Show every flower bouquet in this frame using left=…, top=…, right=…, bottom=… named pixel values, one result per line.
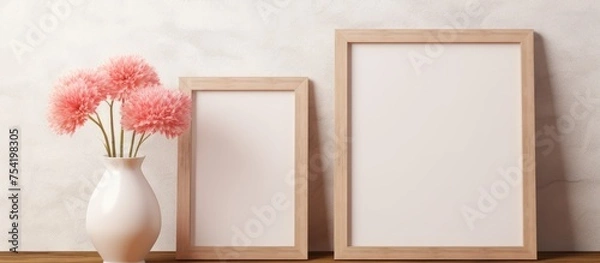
left=48, top=55, right=191, bottom=263
left=48, top=55, right=191, bottom=157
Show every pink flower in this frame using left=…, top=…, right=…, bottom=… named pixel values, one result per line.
left=48, top=70, right=106, bottom=135
left=100, top=55, right=160, bottom=100
left=121, top=86, right=191, bottom=138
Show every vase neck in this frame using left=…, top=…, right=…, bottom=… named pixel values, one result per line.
left=102, top=156, right=145, bottom=171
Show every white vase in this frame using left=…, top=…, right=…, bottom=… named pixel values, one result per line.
left=86, top=156, right=161, bottom=263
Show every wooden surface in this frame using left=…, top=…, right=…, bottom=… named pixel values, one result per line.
left=177, top=77, right=309, bottom=259
left=3, top=252, right=600, bottom=262
left=334, top=29, right=537, bottom=260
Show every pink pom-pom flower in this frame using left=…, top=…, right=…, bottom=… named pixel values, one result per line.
left=101, top=55, right=160, bottom=100
left=47, top=55, right=188, bottom=157
left=48, top=70, right=107, bottom=135
left=121, top=86, right=192, bottom=138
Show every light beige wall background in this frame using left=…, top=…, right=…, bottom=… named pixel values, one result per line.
left=0, top=0, right=598, bottom=251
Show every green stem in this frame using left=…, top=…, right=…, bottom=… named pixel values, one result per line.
left=128, top=131, right=137, bottom=158
left=88, top=114, right=111, bottom=156
left=119, top=128, right=124, bottom=157
left=133, top=133, right=151, bottom=158
left=96, top=112, right=112, bottom=157
left=108, top=101, right=116, bottom=157
left=103, top=142, right=110, bottom=156
left=119, top=99, right=126, bottom=158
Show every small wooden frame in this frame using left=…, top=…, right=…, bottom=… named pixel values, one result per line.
left=334, top=29, right=536, bottom=260
left=177, top=77, right=308, bottom=260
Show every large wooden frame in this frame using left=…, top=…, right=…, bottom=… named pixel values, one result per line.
left=334, top=29, right=536, bottom=260
left=177, top=77, right=308, bottom=260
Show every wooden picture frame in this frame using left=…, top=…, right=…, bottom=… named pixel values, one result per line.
left=177, top=77, right=308, bottom=260
left=334, top=29, right=536, bottom=260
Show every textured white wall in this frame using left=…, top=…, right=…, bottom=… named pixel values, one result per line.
left=0, top=0, right=599, bottom=252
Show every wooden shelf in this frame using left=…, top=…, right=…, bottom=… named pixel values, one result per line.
left=2, top=252, right=600, bottom=262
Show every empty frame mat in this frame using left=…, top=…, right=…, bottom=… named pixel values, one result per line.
left=177, top=77, right=308, bottom=260
left=334, top=30, right=536, bottom=260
